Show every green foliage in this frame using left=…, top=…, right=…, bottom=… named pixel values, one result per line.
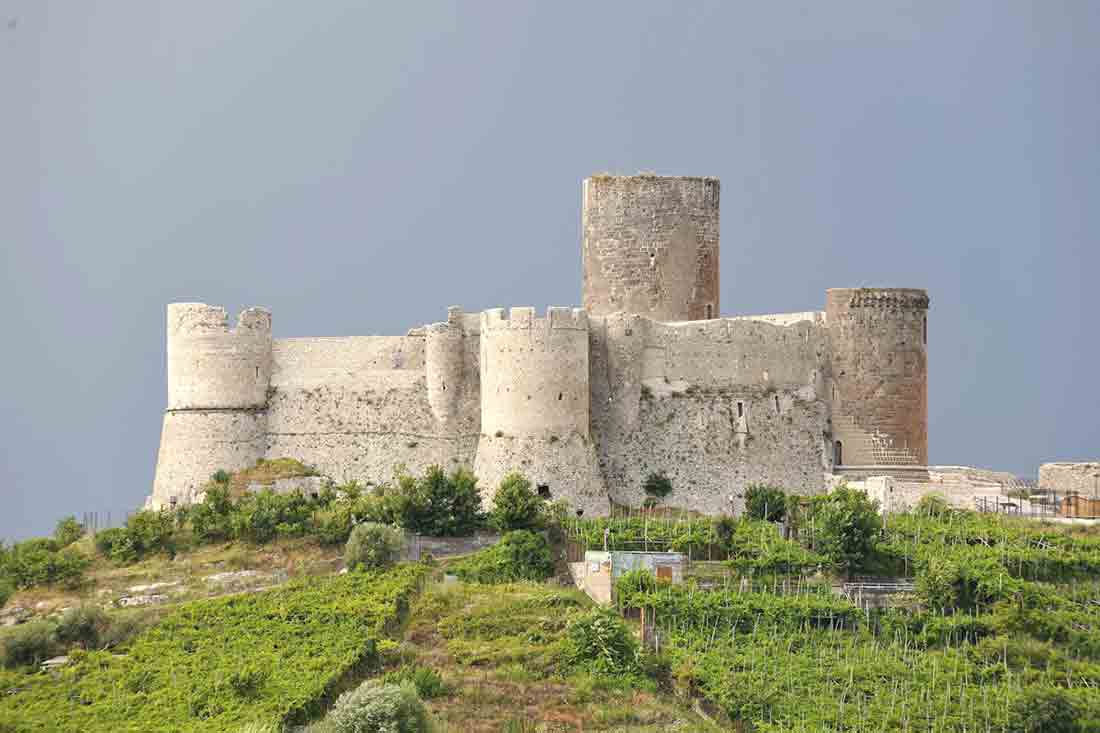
left=381, top=665, right=448, bottom=700
left=230, top=490, right=313, bottom=543
left=744, top=483, right=787, bottom=522
left=53, top=516, right=85, bottom=548
left=101, top=509, right=178, bottom=563
left=642, top=471, right=673, bottom=501
left=491, top=472, right=543, bottom=531
left=1010, top=687, right=1081, bottom=733
left=564, top=608, right=639, bottom=675
left=345, top=522, right=405, bottom=572
left=0, top=537, right=89, bottom=589
left=450, top=531, right=554, bottom=584
left=0, top=576, right=13, bottom=608
left=1, top=621, right=60, bottom=668
left=386, top=465, right=483, bottom=537
left=189, top=484, right=235, bottom=542
left=0, top=565, right=428, bottom=731
left=810, top=486, right=882, bottom=573
left=328, top=680, right=428, bottom=733
left=212, top=469, right=232, bottom=485
left=54, top=606, right=111, bottom=649
left=726, top=519, right=827, bottom=577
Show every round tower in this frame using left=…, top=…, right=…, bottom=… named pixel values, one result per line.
left=425, top=306, right=467, bottom=425
left=472, top=307, right=609, bottom=515
left=582, top=174, right=720, bottom=321
left=826, top=288, right=929, bottom=469
left=150, top=303, right=272, bottom=508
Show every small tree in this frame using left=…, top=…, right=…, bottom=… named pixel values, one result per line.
left=344, top=522, right=405, bottom=572
left=643, top=472, right=673, bottom=507
left=491, top=473, right=542, bottom=531
left=53, top=516, right=84, bottom=548
left=812, top=486, right=881, bottom=574
left=385, top=466, right=482, bottom=537
left=745, top=484, right=787, bottom=522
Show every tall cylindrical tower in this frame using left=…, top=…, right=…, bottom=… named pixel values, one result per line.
left=150, top=303, right=272, bottom=508
left=473, top=307, right=609, bottom=515
left=826, top=288, right=929, bottom=468
left=582, top=175, right=720, bottom=321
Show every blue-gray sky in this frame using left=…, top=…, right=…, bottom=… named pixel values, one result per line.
left=1, top=2, right=1097, bottom=541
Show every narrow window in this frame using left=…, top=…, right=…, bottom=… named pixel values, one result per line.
left=737, top=401, right=744, bottom=418
left=442, top=381, right=446, bottom=391
left=255, top=366, right=259, bottom=379
left=834, top=441, right=843, bottom=466
left=705, top=304, right=713, bottom=319
left=923, top=317, right=928, bottom=345
left=558, top=392, right=563, bottom=401
left=537, top=484, right=551, bottom=498
left=774, top=395, right=780, bottom=413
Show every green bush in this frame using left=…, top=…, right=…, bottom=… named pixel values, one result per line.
left=230, top=489, right=313, bottom=543
left=810, top=486, right=881, bottom=573
left=745, top=484, right=787, bottom=522
left=328, top=679, right=429, bottom=733
left=53, top=516, right=84, bottom=548
left=189, top=484, right=234, bottom=542
left=564, top=608, right=639, bottom=675
left=2, top=539, right=89, bottom=589
left=55, top=606, right=111, bottom=649
left=491, top=472, right=542, bottom=531
left=1010, top=687, right=1080, bottom=733
left=381, top=665, right=447, bottom=700
left=1, top=621, right=59, bottom=668
left=385, top=466, right=483, bottom=537
left=345, top=522, right=405, bottom=572
left=124, top=510, right=177, bottom=559
left=643, top=472, right=673, bottom=502
left=212, top=469, right=232, bottom=485
left=450, top=530, right=554, bottom=584
left=0, top=577, right=13, bottom=608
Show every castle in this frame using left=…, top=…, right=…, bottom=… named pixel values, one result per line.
left=148, top=175, right=930, bottom=515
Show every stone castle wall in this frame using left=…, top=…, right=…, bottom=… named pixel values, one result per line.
left=1040, top=463, right=1100, bottom=495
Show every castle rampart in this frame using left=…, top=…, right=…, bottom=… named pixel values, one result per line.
left=148, top=175, right=931, bottom=517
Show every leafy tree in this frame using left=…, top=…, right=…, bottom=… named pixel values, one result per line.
left=1, top=621, right=60, bottom=668
left=386, top=466, right=482, bottom=537
left=3, top=539, right=89, bottom=589
left=491, top=472, right=542, bottom=531
left=189, top=484, right=234, bottom=542
left=564, top=608, right=639, bottom=675
left=810, top=486, right=881, bottom=574
left=745, top=484, right=787, bottom=522
left=53, top=516, right=85, bottom=548
left=345, top=522, right=405, bottom=572
left=55, top=606, right=111, bottom=649
left=1010, top=687, right=1080, bottom=733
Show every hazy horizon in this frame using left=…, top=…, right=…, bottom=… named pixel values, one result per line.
left=2, top=1, right=1097, bottom=541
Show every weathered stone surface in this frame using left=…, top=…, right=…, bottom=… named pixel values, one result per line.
left=1040, top=462, right=1100, bottom=494
left=147, top=175, right=934, bottom=517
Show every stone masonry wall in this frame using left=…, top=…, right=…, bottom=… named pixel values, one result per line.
left=582, top=175, right=720, bottom=321
left=591, top=312, right=831, bottom=513
left=1040, top=463, right=1100, bottom=495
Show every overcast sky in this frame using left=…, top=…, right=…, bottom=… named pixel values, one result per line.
left=1, top=2, right=1097, bottom=541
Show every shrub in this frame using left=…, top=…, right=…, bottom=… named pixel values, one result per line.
left=745, top=484, right=787, bottom=522
left=915, top=493, right=951, bottom=518
left=564, top=608, right=639, bottom=675
left=189, top=484, right=234, bottom=542
left=811, top=486, right=881, bottom=573
left=3, top=540, right=89, bottom=589
left=381, top=666, right=447, bottom=700
left=345, top=522, right=405, bottom=572
left=231, top=490, right=313, bottom=543
left=53, top=516, right=85, bottom=548
left=124, top=510, right=177, bottom=559
left=55, top=606, right=111, bottom=649
left=211, top=469, right=231, bottom=485
left=328, top=679, right=429, bottom=733
left=491, top=473, right=542, bottom=531
left=386, top=466, right=483, bottom=537
left=1010, top=687, right=1080, bottom=733
left=0, top=577, right=13, bottom=608
left=642, top=472, right=673, bottom=503
left=94, top=527, right=128, bottom=556
left=450, top=530, right=554, bottom=584
left=1, top=621, right=59, bottom=667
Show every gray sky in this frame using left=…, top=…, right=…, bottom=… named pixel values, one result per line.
left=1, top=2, right=1097, bottom=541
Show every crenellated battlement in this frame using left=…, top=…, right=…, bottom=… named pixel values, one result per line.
left=168, top=303, right=272, bottom=337
left=480, top=306, right=589, bottom=332
left=837, top=288, right=930, bottom=312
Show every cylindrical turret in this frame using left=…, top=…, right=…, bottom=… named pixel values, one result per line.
left=151, top=303, right=272, bottom=509
left=582, top=175, right=720, bottom=321
left=826, top=288, right=929, bottom=467
left=167, top=303, right=272, bottom=409
left=473, top=307, right=608, bottom=515
left=425, top=306, right=467, bottom=425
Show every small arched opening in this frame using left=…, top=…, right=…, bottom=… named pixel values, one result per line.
left=834, top=440, right=844, bottom=467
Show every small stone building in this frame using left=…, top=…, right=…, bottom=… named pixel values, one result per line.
left=571, top=550, right=685, bottom=605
